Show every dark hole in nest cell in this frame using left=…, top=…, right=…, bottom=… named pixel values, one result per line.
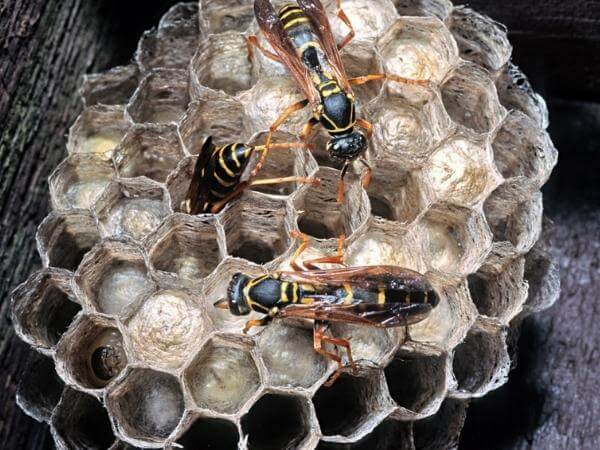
left=177, top=417, right=239, bottom=450
left=242, top=394, right=307, bottom=450
left=384, top=355, right=445, bottom=412
left=297, top=212, right=345, bottom=240
left=230, top=238, right=277, bottom=265
left=317, top=420, right=411, bottom=450
left=313, top=375, right=368, bottom=437
left=368, top=194, right=395, bottom=221
left=453, top=332, right=492, bottom=392
left=413, top=398, right=467, bottom=450
left=48, top=229, right=99, bottom=272
left=56, top=392, right=115, bottom=449
left=43, top=287, right=82, bottom=346
left=467, top=274, right=494, bottom=316
left=18, top=352, right=64, bottom=422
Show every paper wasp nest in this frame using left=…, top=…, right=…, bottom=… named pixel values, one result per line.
left=12, top=1, right=559, bottom=448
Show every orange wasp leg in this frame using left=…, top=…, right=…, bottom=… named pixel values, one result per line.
left=246, top=35, right=281, bottom=63
left=300, top=117, right=320, bottom=143
left=302, top=234, right=346, bottom=270
left=336, top=161, right=350, bottom=203
left=289, top=230, right=311, bottom=271
left=254, top=99, right=311, bottom=180
left=314, top=320, right=358, bottom=387
left=348, top=73, right=429, bottom=88
left=359, top=157, right=372, bottom=190
left=243, top=315, right=272, bottom=334
left=335, top=0, right=355, bottom=51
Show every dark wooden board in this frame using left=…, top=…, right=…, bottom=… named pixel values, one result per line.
left=0, top=1, right=598, bottom=449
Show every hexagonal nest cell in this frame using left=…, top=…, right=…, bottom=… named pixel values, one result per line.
left=12, top=0, right=560, bottom=448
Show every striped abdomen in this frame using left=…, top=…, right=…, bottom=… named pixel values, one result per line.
left=206, top=143, right=253, bottom=206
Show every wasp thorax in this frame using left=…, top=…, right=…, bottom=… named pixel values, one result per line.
left=327, top=131, right=367, bottom=161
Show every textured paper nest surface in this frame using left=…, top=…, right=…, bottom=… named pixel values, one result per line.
left=12, top=1, right=559, bottom=448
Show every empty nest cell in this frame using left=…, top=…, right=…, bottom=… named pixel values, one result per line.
left=80, top=64, right=140, bottom=107
left=12, top=269, right=81, bottom=350
left=242, top=393, right=311, bottom=450
left=451, top=322, right=510, bottom=397
left=75, top=240, right=154, bottom=316
left=448, top=6, right=512, bottom=72
left=221, top=192, right=291, bottom=265
left=318, top=420, right=413, bottom=450
left=199, top=0, right=255, bottom=35
left=37, top=210, right=101, bottom=272
left=53, top=389, right=115, bottom=449
left=127, top=68, right=190, bottom=124
left=412, top=398, right=468, bottom=450
left=441, top=63, right=505, bottom=134
left=136, top=3, right=199, bottom=71
left=184, top=339, right=261, bottom=414
left=177, top=416, right=240, bottom=450
left=16, top=352, right=63, bottom=423
left=148, top=214, right=224, bottom=283
left=107, top=368, right=185, bottom=443
left=114, top=124, right=184, bottom=182
left=313, top=373, right=390, bottom=439
left=67, top=104, right=130, bottom=158
left=392, top=0, right=453, bottom=20
left=294, top=167, right=369, bottom=240
left=191, top=32, right=254, bottom=97
left=49, top=154, right=115, bottom=210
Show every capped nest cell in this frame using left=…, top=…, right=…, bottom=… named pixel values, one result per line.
left=12, top=1, right=559, bottom=448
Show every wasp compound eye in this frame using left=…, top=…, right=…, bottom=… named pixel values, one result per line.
left=227, top=273, right=251, bottom=315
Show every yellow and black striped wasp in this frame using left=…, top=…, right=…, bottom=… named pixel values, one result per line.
left=182, top=136, right=318, bottom=214
left=215, top=232, right=438, bottom=385
left=249, top=0, right=428, bottom=201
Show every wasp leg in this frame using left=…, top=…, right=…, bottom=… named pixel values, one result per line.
left=337, top=161, right=350, bottom=203
left=359, top=157, right=372, bottom=189
left=243, top=315, right=272, bottom=334
left=300, top=117, right=319, bottom=143
left=289, top=230, right=311, bottom=271
left=314, top=320, right=345, bottom=386
left=254, top=99, right=311, bottom=180
left=246, top=35, right=281, bottom=63
left=335, top=0, right=355, bottom=51
left=348, top=73, right=429, bottom=87
left=302, top=234, right=346, bottom=270
left=355, top=118, right=373, bottom=139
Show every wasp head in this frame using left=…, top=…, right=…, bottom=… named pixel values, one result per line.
left=327, top=131, right=367, bottom=161
left=219, top=272, right=251, bottom=315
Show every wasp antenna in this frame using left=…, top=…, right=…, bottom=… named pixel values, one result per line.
left=213, top=298, right=229, bottom=309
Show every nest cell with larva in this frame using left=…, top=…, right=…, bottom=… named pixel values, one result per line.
left=11, top=1, right=560, bottom=448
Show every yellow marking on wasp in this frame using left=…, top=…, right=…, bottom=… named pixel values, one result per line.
left=318, top=80, right=338, bottom=90
left=283, top=17, right=310, bottom=29
left=297, top=41, right=319, bottom=55
left=321, top=113, right=355, bottom=133
left=213, top=170, right=237, bottom=187
left=343, top=283, right=354, bottom=304
left=281, top=282, right=289, bottom=303
left=279, top=4, right=300, bottom=14
left=210, top=189, right=226, bottom=198
left=301, top=297, right=315, bottom=305
left=301, top=284, right=315, bottom=292
left=292, top=283, right=299, bottom=303
left=378, top=288, right=386, bottom=304
left=321, top=85, right=342, bottom=97
left=230, top=144, right=242, bottom=168
left=424, top=291, right=429, bottom=304
left=280, top=7, right=303, bottom=20
left=218, top=148, right=236, bottom=177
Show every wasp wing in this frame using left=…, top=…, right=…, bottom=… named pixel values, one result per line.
left=297, top=0, right=351, bottom=92
left=278, top=301, right=433, bottom=328
left=278, top=265, right=432, bottom=293
left=186, top=136, right=216, bottom=214
left=254, top=0, right=320, bottom=106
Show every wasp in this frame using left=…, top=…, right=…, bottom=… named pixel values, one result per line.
left=248, top=0, right=428, bottom=201
left=215, top=232, right=438, bottom=385
left=182, top=136, right=318, bottom=214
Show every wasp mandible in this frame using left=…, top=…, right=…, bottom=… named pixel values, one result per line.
left=215, top=232, right=439, bottom=385
left=182, top=136, right=319, bottom=214
left=248, top=0, right=428, bottom=202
